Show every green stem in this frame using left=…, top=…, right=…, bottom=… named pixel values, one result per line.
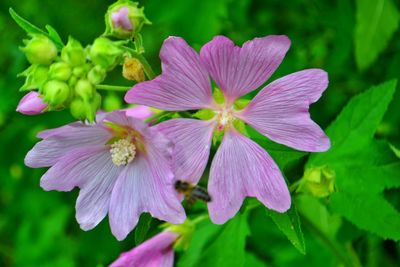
left=95, top=84, right=131, bottom=92
left=299, top=213, right=358, bottom=267
left=123, top=47, right=156, bottom=80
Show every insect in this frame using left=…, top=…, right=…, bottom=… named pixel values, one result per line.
left=174, top=180, right=212, bottom=206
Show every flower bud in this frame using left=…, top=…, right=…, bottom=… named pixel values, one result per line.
left=48, top=62, right=72, bottom=81
left=21, top=35, right=57, bottom=65
left=87, top=65, right=106, bottom=85
left=298, top=165, right=336, bottom=198
left=61, top=37, right=86, bottom=67
left=105, top=0, right=151, bottom=39
left=42, top=80, right=70, bottom=106
left=68, top=75, right=78, bottom=88
left=70, top=98, right=86, bottom=120
left=19, top=65, right=49, bottom=91
left=89, top=37, right=124, bottom=70
left=16, top=91, right=48, bottom=115
left=122, top=57, right=144, bottom=82
left=75, top=79, right=95, bottom=101
left=125, top=105, right=154, bottom=120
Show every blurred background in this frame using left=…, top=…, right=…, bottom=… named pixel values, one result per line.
left=0, top=0, right=399, bottom=266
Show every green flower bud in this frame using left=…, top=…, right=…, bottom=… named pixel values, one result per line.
left=61, top=37, right=86, bottom=67
left=105, top=0, right=151, bottom=39
left=75, top=79, right=95, bottom=101
left=48, top=62, right=72, bottom=81
left=298, top=165, right=336, bottom=198
left=18, top=65, right=49, bottom=91
left=73, top=63, right=93, bottom=78
left=68, top=75, right=78, bottom=88
left=103, top=93, right=122, bottom=111
left=88, top=65, right=107, bottom=85
left=42, top=80, right=70, bottom=106
left=70, top=98, right=86, bottom=120
left=21, top=35, right=57, bottom=65
left=89, top=37, right=124, bottom=70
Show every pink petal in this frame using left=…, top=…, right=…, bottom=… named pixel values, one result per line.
left=237, top=69, right=330, bottom=152
left=111, top=7, right=133, bottom=30
left=16, top=91, right=48, bottom=115
left=110, top=231, right=177, bottom=267
left=25, top=124, right=111, bottom=168
left=125, top=37, right=214, bottom=111
left=109, top=153, right=185, bottom=240
left=200, top=35, right=290, bottom=103
left=208, top=129, right=291, bottom=224
left=39, top=146, right=109, bottom=192
left=155, top=119, right=215, bottom=184
left=75, top=151, right=121, bottom=231
left=125, top=105, right=154, bottom=121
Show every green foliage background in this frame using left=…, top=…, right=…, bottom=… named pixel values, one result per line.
left=1, top=0, right=400, bottom=266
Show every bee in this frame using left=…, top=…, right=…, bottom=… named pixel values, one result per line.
left=174, top=180, right=211, bottom=206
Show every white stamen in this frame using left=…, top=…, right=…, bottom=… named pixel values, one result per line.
left=110, top=138, right=136, bottom=166
left=217, top=110, right=233, bottom=131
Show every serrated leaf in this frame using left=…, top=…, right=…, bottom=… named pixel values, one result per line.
left=267, top=205, right=306, bottom=254
left=307, top=80, right=400, bottom=240
left=134, top=213, right=152, bottom=245
left=9, top=8, right=47, bottom=36
left=193, top=213, right=249, bottom=267
left=309, top=80, right=397, bottom=166
left=355, top=0, right=400, bottom=70
left=331, top=191, right=400, bottom=240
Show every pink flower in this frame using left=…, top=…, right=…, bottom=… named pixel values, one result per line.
left=125, top=105, right=154, bottom=121
left=125, top=36, right=330, bottom=224
left=16, top=91, right=47, bottom=115
left=111, top=7, right=133, bottom=30
left=25, top=111, right=185, bottom=240
left=110, top=231, right=178, bottom=267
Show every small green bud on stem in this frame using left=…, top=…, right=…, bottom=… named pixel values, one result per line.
left=61, top=37, right=86, bottom=67
left=22, top=34, right=57, bottom=65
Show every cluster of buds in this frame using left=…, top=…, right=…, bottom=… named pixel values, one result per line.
left=16, top=0, right=149, bottom=121
left=18, top=35, right=128, bottom=121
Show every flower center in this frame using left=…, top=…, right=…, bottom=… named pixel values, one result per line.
left=216, top=109, right=233, bottom=131
left=110, top=137, right=136, bottom=166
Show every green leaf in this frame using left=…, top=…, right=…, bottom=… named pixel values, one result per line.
left=354, top=0, right=400, bottom=70
left=309, top=80, right=397, bottom=166
left=267, top=205, right=306, bottom=254
left=9, top=8, right=64, bottom=49
left=177, top=220, right=222, bottom=267
left=193, top=213, right=250, bottom=267
left=46, top=25, right=65, bottom=48
left=9, top=8, right=47, bottom=36
left=307, top=80, right=400, bottom=240
left=134, top=213, right=152, bottom=245
left=244, top=253, right=267, bottom=267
